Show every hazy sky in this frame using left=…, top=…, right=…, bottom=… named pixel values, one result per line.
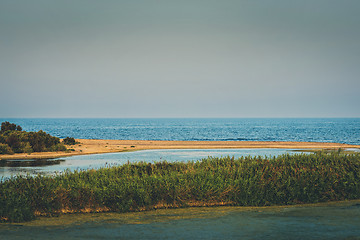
left=1, top=0, right=359, bottom=118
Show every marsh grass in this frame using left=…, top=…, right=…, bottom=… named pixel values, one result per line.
left=1, top=151, right=360, bottom=222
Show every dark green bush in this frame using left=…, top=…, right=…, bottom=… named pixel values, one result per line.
left=0, top=121, right=67, bottom=154
left=0, top=143, right=13, bottom=154
left=0, top=121, right=22, bottom=133
left=50, top=143, right=67, bottom=152
left=5, top=132, right=23, bottom=153
left=27, top=130, right=60, bottom=152
left=63, top=137, right=76, bottom=145
left=22, top=142, right=33, bottom=154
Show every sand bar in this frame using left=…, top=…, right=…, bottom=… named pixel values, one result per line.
left=1, top=139, right=359, bottom=160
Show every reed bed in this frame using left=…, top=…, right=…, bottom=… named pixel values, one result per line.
left=1, top=151, right=360, bottom=222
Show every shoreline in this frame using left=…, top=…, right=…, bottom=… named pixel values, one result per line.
left=15, top=198, right=360, bottom=227
left=1, top=139, right=359, bottom=160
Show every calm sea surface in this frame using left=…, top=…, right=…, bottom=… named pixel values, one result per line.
left=1, top=118, right=360, bottom=144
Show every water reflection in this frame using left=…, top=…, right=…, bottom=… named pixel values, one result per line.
left=0, top=159, right=64, bottom=167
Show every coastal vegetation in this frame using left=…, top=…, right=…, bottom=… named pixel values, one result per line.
left=1, top=151, right=360, bottom=223
left=0, top=121, right=67, bottom=154
left=63, top=137, right=78, bottom=145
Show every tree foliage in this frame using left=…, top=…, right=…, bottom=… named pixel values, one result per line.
left=63, top=137, right=77, bottom=145
left=1, top=121, right=22, bottom=133
left=0, top=122, right=67, bottom=154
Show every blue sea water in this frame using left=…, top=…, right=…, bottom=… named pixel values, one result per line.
left=1, top=118, right=359, bottom=144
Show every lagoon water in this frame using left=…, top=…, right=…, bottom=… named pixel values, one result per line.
left=2, top=118, right=360, bottom=144
left=0, top=148, right=298, bottom=179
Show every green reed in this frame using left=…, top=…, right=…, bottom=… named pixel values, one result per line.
left=1, top=151, right=360, bottom=222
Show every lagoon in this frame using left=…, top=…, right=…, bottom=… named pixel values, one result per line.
left=1, top=148, right=299, bottom=179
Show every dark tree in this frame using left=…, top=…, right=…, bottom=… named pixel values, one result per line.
left=27, top=130, right=60, bottom=152
left=63, top=137, right=76, bottom=145
left=0, top=122, right=66, bottom=154
left=5, top=132, right=22, bottom=153
left=1, top=121, right=22, bottom=133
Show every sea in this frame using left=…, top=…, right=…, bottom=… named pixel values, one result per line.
left=1, top=118, right=360, bottom=144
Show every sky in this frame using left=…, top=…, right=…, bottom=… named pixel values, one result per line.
left=1, top=0, right=360, bottom=118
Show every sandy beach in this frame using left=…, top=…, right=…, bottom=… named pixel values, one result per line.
left=1, top=139, right=359, bottom=160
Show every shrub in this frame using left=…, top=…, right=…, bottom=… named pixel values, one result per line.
left=27, top=130, right=60, bottom=152
left=1, top=121, right=22, bottom=133
left=50, top=143, right=67, bottom=152
left=63, top=137, right=76, bottom=145
left=22, top=142, right=33, bottom=154
left=5, top=132, right=23, bottom=153
left=0, top=143, right=13, bottom=154
left=0, top=121, right=67, bottom=154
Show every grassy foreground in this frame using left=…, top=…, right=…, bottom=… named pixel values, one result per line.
left=1, top=151, right=360, bottom=222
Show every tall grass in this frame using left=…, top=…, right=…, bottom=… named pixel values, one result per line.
left=1, top=151, right=360, bottom=222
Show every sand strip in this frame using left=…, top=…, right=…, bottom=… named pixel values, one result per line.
left=1, top=139, right=359, bottom=160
